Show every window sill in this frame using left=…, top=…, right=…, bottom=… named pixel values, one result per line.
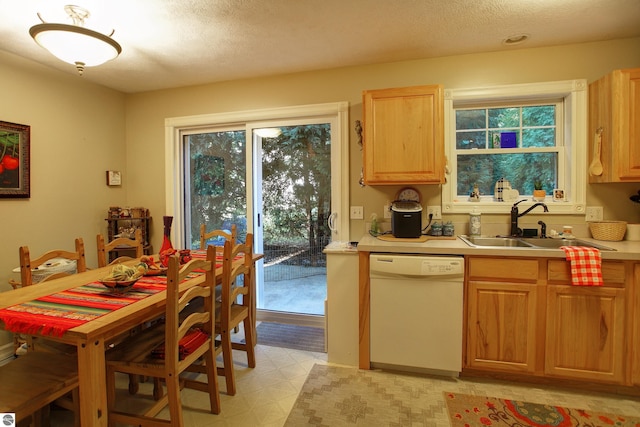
left=443, top=198, right=585, bottom=215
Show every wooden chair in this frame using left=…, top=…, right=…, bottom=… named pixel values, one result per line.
left=200, top=223, right=237, bottom=250
left=215, top=233, right=256, bottom=396
left=12, top=238, right=87, bottom=353
left=17, top=238, right=87, bottom=288
left=0, top=352, right=79, bottom=427
left=97, top=228, right=143, bottom=268
left=105, top=246, right=221, bottom=426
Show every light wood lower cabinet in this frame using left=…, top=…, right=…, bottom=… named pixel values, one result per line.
left=545, top=285, right=625, bottom=383
left=466, top=257, right=541, bottom=374
left=467, top=281, right=539, bottom=373
left=465, top=256, right=636, bottom=387
left=633, top=264, right=640, bottom=386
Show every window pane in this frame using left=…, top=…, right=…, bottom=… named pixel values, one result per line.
left=523, top=105, right=555, bottom=126
left=522, top=128, right=555, bottom=148
left=457, top=152, right=558, bottom=196
left=456, top=109, right=486, bottom=130
left=187, top=131, right=247, bottom=248
left=488, top=107, right=519, bottom=128
left=456, top=130, right=486, bottom=149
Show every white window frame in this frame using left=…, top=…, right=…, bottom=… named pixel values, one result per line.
left=442, top=79, right=587, bottom=215
left=164, top=102, right=350, bottom=248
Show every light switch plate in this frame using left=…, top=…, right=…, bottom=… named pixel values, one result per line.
left=350, top=206, right=364, bottom=219
left=427, top=205, right=442, bottom=220
left=585, top=206, right=603, bottom=221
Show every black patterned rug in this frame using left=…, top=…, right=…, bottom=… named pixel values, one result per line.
left=255, top=322, right=325, bottom=353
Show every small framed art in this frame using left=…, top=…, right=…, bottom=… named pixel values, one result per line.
left=106, top=170, right=122, bottom=186
left=553, top=188, right=565, bottom=201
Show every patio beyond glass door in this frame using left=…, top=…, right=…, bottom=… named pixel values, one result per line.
left=253, top=124, right=331, bottom=316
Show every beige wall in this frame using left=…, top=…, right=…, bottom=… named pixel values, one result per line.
left=125, top=37, right=640, bottom=242
left=0, top=51, right=126, bottom=346
left=1, top=37, right=639, bottom=348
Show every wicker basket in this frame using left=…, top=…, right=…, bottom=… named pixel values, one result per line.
left=588, top=221, right=627, bottom=241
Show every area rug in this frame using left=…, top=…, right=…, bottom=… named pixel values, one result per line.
left=284, top=364, right=448, bottom=426
left=255, top=321, right=325, bottom=352
left=445, top=391, right=640, bottom=427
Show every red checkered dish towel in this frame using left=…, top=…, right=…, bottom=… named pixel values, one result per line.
left=560, top=246, right=603, bottom=286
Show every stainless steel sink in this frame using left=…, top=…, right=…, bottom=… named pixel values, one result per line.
left=519, top=238, right=615, bottom=250
left=458, top=235, right=615, bottom=251
left=459, top=236, right=533, bottom=248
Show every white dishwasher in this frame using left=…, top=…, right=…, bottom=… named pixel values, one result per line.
left=370, top=254, right=464, bottom=375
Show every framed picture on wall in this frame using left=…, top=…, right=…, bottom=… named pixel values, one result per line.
left=106, top=170, right=122, bottom=186
left=0, top=120, right=30, bottom=198
left=553, top=188, right=565, bottom=201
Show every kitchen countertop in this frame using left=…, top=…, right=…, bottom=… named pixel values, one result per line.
left=357, top=233, right=640, bottom=260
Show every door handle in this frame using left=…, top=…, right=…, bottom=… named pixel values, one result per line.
left=328, top=212, right=337, bottom=233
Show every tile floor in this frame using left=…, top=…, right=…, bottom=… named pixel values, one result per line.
left=48, top=333, right=640, bottom=426
left=50, top=337, right=328, bottom=427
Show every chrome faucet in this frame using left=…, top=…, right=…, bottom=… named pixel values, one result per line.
left=510, top=200, right=549, bottom=237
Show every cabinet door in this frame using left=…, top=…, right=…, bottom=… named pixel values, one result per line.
left=362, top=85, right=444, bottom=184
left=466, top=281, right=539, bottom=373
left=632, top=264, right=640, bottom=386
left=545, top=285, right=625, bottom=383
left=617, top=68, right=640, bottom=180
left=589, top=68, right=640, bottom=182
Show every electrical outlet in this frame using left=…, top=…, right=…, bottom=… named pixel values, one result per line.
left=350, top=206, right=364, bottom=219
left=383, top=204, right=391, bottom=219
left=585, top=206, right=603, bottom=221
left=427, top=205, right=442, bottom=220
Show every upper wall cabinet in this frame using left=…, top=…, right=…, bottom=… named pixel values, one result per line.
left=362, top=85, right=445, bottom=185
left=588, top=68, right=640, bottom=183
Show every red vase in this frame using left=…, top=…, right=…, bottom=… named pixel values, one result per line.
left=159, top=216, right=175, bottom=267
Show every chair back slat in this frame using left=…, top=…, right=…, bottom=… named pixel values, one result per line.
left=220, top=234, right=253, bottom=326
left=19, top=238, right=87, bottom=287
left=165, top=245, right=216, bottom=369
left=200, top=224, right=237, bottom=250
left=97, top=229, right=143, bottom=268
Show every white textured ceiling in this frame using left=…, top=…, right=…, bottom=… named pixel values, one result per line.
left=0, top=0, right=638, bottom=93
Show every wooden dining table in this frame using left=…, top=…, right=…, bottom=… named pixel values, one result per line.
left=0, top=251, right=262, bottom=427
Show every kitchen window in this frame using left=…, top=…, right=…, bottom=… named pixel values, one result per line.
left=442, top=80, right=587, bottom=215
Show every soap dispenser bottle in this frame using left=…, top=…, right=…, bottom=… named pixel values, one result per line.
left=469, top=207, right=481, bottom=236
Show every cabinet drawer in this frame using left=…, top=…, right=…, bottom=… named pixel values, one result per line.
left=468, top=258, right=538, bottom=282
left=547, top=260, right=626, bottom=286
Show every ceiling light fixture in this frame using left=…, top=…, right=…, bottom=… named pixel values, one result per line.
left=254, top=128, right=283, bottom=138
left=502, top=34, right=529, bottom=46
left=29, top=5, right=122, bottom=75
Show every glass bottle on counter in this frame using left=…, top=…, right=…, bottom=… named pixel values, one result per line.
left=469, top=207, right=481, bottom=236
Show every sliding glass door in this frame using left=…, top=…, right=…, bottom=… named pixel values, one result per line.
left=166, top=103, right=349, bottom=321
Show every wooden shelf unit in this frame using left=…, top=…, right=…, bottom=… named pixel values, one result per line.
left=105, top=209, right=152, bottom=261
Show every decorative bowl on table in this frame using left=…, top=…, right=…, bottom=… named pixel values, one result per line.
left=99, top=278, right=139, bottom=294
left=99, top=264, right=145, bottom=294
